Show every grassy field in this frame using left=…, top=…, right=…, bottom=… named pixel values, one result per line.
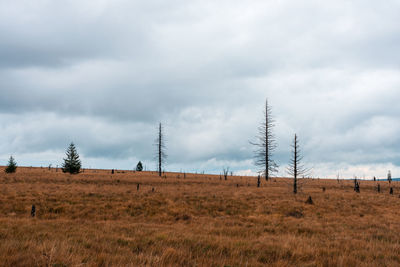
left=1, top=167, right=400, bottom=266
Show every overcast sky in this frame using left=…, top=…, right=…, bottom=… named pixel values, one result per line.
left=1, top=0, right=399, bottom=178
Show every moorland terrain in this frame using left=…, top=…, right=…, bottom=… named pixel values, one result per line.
left=1, top=167, right=400, bottom=266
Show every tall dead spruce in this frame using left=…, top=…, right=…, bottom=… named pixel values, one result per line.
left=287, top=134, right=308, bottom=194
left=250, top=99, right=278, bottom=182
left=155, top=122, right=167, bottom=177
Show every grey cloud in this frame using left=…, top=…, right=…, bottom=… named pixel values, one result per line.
left=0, top=1, right=155, bottom=69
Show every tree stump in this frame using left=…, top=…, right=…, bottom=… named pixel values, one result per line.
left=31, top=205, right=36, bottom=217
left=354, top=180, right=360, bottom=193
left=305, top=196, right=313, bottom=205
left=390, top=187, right=393, bottom=195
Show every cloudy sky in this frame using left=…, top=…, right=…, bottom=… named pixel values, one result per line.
left=1, top=0, right=399, bottom=178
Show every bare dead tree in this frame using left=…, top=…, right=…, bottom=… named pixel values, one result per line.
left=223, top=167, right=229, bottom=180
left=250, top=99, right=278, bottom=182
left=287, top=134, right=308, bottom=194
left=388, top=170, right=392, bottom=183
left=155, top=122, right=167, bottom=177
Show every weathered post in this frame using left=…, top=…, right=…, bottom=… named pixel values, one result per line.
left=354, top=178, right=360, bottom=193
left=31, top=205, right=36, bottom=217
left=257, top=175, right=260, bottom=188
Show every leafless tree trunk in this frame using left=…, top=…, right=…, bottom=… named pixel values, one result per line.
left=287, top=134, right=308, bottom=194
left=223, top=167, right=229, bottom=180
left=155, top=122, right=167, bottom=177
left=388, top=170, right=392, bottom=183
left=250, top=99, right=278, bottom=182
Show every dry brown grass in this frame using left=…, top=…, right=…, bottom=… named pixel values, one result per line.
left=1, top=167, right=400, bottom=266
